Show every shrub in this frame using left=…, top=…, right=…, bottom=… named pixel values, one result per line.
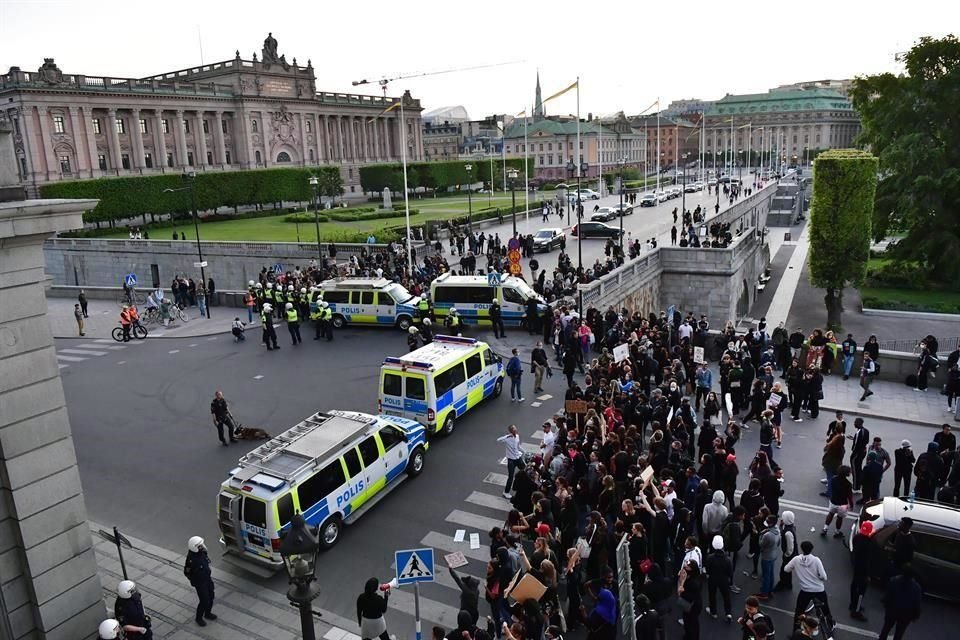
left=863, top=261, right=930, bottom=289
left=861, top=295, right=960, bottom=314
left=284, top=212, right=330, bottom=223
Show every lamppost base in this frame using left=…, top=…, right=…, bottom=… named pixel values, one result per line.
left=288, top=581, right=322, bottom=640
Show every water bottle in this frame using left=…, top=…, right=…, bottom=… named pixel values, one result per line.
left=908, top=490, right=915, bottom=509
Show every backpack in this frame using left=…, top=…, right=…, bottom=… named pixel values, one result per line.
left=721, top=518, right=742, bottom=551
left=872, top=360, right=880, bottom=375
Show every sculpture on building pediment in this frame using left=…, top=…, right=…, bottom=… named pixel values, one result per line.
left=37, top=58, right=63, bottom=85
left=239, top=78, right=250, bottom=93
left=254, top=77, right=263, bottom=96
left=262, top=33, right=279, bottom=63
left=402, top=90, right=415, bottom=107
left=271, top=105, right=297, bottom=146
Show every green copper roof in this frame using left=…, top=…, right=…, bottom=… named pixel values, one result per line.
left=706, top=88, right=853, bottom=116
left=503, top=118, right=604, bottom=139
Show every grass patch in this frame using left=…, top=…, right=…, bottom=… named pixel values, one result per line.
left=860, top=287, right=960, bottom=314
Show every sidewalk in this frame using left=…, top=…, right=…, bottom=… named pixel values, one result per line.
left=819, top=373, right=958, bottom=428
left=47, top=297, right=256, bottom=340
left=91, top=522, right=359, bottom=640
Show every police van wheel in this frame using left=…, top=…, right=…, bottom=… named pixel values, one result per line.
left=397, top=316, right=412, bottom=331
left=331, top=315, right=346, bottom=329
left=492, top=379, right=503, bottom=398
left=441, top=414, right=456, bottom=437
left=319, top=516, right=341, bottom=549
left=407, top=446, right=425, bottom=477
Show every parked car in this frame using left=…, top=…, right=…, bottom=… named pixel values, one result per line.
left=669, top=187, right=682, bottom=199
left=532, top=228, right=565, bottom=252
left=684, top=182, right=702, bottom=193
left=656, top=190, right=670, bottom=203
left=639, top=193, right=658, bottom=207
left=612, top=203, right=634, bottom=216
left=590, top=207, right=618, bottom=222
left=577, top=189, right=601, bottom=200
left=572, top=222, right=624, bottom=239
left=850, top=496, right=960, bottom=602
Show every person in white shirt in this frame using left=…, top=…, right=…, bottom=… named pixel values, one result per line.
left=497, top=425, right=523, bottom=499
left=678, top=321, right=693, bottom=343
left=784, top=541, right=835, bottom=630
left=540, top=421, right=557, bottom=468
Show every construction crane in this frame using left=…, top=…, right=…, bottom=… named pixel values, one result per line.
left=352, top=61, right=518, bottom=96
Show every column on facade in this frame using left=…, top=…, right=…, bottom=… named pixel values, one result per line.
left=105, top=108, right=123, bottom=172
left=213, top=111, right=227, bottom=165
left=16, top=108, right=37, bottom=182
left=34, top=106, right=58, bottom=180
left=336, top=116, right=345, bottom=161
left=348, top=116, right=358, bottom=161
left=82, top=107, right=100, bottom=177
left=371, top=118, right=380, bottom=161
left=195, top=111, right=208, bottom=167
left=67, top=106, right=90, bottom=175
left=358, top=117, right=368, bottom=162
left=241, top=109, right=257, bottom=167
left=129, top=108, right=146, bottom=170
left=152, top=110, right=168, bottom=170
left=299, top=113, right=310, bottom=165
left=174, top=110, right=188, bottom=168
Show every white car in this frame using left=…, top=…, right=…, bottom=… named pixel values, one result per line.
left=656, top=190, right=670, bottom=203
left=577, top=189, right=601, bottom=200
left=639, top=193, right=657, bottom=207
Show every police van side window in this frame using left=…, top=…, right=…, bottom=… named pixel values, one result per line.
left=358, top=436, right=380, bottom=467
left=434, top=365, right=465, bottom=396
left=297, top=460, right=346, bottom=509
left=406, top=377, right=426, bottom=400
left=277, top=493, right=294, bottom=529
left=344, top=448, right=363, bottom=477
left=377, top=293, right=394, bottom=307
left=379, top=426, right=405, bottom=451
left=383, top=373, right=402, bottom=396
left=482, top=348, right=497, bottom=366
left=466, top=353, right=482, bottom=377
left=503, top=287, right=525, bottom=304
left=324, top=291, right=349, bottom=304
left=360, top=291, right=374, bottom=305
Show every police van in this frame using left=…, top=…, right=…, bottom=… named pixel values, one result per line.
left=379, top=335, right=503, bottom=437
left=218, top=410, right=428, bottom=568
left=318, top=278, right=421, bottom=330
left=430, top=273, right=545, bottom=327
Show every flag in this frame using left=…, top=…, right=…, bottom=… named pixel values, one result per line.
left=368, top=100, right=401, bottom=123
left=637, top=99, right=659, bottom=115
left=737, top=122, right=752, bottom=129
left=516, top=109, right=526, bottom=117
left=542, top=79, right=578, bottom=105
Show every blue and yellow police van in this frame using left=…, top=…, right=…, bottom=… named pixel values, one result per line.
left=318, top=277, right=421, bottom=330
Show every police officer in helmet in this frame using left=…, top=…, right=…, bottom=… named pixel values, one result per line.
left=490, top=297, right=505, bottom=339
left=98, top=619, right=123, bottom=640
left=183, top=536, right=217, bottom=626
left=114, top=580, right=152, bottom=638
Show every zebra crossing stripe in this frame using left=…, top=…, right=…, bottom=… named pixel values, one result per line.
left=55, top=355, right=86, bottom=362
left=464, top=491, right=511, bottom=513
left=58, top=364, right=69, bottom=369
left=484, top=472, right=509, bottom=486
left=387, top=587, right=461, bottom=629
left=445, top=509, right=503, bottom=532
left=420, top=531, right=489, bottom=563
left=58, top=348, right=108, bottom=356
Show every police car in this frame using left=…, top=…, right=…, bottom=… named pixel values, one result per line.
left=318, top=278, right=421, bottom=330
left=430, top=273, right=545, bottom=328
left=217, top=410, right=428, bottom=568
left=379, top=335, right=504, bottom=436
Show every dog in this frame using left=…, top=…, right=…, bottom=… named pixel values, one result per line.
left=233, top=424, right=270, bottom=440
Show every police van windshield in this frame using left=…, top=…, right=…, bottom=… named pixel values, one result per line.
left=512, top=279, right=539, bottom=301
left=384, top=283, right=414, bottom=304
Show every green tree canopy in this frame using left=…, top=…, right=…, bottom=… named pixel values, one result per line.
left=809, top=149, right=879, bottom=329
left=850, top=34, right=960, bottom=283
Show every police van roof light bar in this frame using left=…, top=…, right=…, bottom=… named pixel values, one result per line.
left=434, top=335, right=478, bottom=345
left=383, top=357, right=434, bottom=370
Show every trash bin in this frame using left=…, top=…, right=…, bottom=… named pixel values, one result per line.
left=784, top=232, right=792, bottom=242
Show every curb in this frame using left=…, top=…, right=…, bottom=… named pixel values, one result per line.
left=54, top=321, right=261, bottom=341
left=819, top=403, right=952, bottom=428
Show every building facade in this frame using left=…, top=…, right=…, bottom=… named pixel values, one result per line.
left=1, top=34, right=424, bottom=195
left=704, top=87, right=860, bottom=169
left=630, top=115, right=700, bottom=173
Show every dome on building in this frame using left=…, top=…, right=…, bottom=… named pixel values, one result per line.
left=422, top=105, right=470, bottom=124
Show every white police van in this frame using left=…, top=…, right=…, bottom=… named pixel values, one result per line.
left=319, top=277, right=421, bottom=330
left=430, top=273, right=545, bottom=327
left=379, top=335, right=504, bottom=436
left=217, top=410, right=428, bottom=569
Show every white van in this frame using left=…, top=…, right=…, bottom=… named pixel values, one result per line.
left=318, top=277, right=421, bottom=330
left=217, top=410, right=428, bottom=568
left=430, top=273, right=545, bottom=327
left=379, top=335, right=504, bottom=436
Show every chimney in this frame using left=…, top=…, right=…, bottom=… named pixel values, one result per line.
left=588, top=112, right=593, bottom=122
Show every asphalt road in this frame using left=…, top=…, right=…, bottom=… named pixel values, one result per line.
left=59, top=325, right=958, bottom=639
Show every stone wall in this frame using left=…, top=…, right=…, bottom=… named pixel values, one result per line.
left=43, top=238, right=427, bottom=290
left=580, top=252, right=661, bottom=313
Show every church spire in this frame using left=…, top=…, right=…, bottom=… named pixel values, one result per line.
left=533, top=71, right=544, bottom=121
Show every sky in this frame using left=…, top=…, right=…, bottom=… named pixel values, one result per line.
left=2, top=0, right=956, bottom=119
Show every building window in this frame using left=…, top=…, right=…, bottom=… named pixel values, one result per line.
left=252, top=120, right=258, bottom=133
left=348, top=168, right=353, bottom=178
left=19, top=156, right=27, bottom=177
left=166, top=153, right=174, bottom=167
left=203, top=120, right=209, bottom=134
left=92, top=118, right=101, bottom=134
left=350, top=185, right=356, bottom=193
left=144, top=153, right=153, bottom=168
left=548, top=143, right=553, bottom=150
left=539, top=155, right=544, bottom=166
left=187, top=151, right=194, bottom=166
left=53, top=115, right=65, bottom=133
left=539, top=143, right=543, bottom=151
left=306, top=121, right=312, bottom=133
left=162, top=119, right=170, bottom=134
left=207, top=151, right=213, bottom=165
left=183, top=119, right=190, bottom=134
left=309, top=149, right=315, bottom=162
left=121, top=154, right=130, bottom=169
left=222, top=119, right=229, bottom=134
left=59, top=155, right=71, bottom=173
left=255, top=150, right=262, bottom=164
left=98, top=154, right=107, bottom=170
left=139, top=119, right=148, bottom=134
left=115, top=118, right=125, bottom=134
left=225, top=150, right=232, bottom=165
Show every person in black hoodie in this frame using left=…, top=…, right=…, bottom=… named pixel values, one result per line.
left=449, top=567, right=480, bottom=625
left=445, top=610, right=477, bottom=640
left=893, top=440, right=916, bottom=496
left=357, top=578, right=390, bottom=640
left=914, top=442, right=944, bottom=499
left=879, top=565, right=922, bottom=640
left=704, top=535, right=734, bottom=621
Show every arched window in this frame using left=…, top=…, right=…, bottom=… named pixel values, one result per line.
left=252, top=120, right=258, bottom=133
left=277, top=151, right=291, bottom=163
left=255, top=150, right=262, bottom=165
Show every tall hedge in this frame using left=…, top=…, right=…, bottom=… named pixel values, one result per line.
left=809, top=149, right=878, bottom=330
left=359, top=158, right=532, bottom=193
left=39, top=167, right=342, bottom=223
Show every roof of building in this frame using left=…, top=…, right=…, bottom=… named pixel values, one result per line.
left=706, top=87, right=854, bottom=116
left=423, top=105, right=471, bottom=122
left=629, top=114, right=700, bottom=128
left=503, top=117, right=605, bottom=139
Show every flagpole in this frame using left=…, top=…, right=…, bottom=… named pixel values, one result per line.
left=501, top=118, right=506, bottom=193
left=575, top=76, right=582, bottom=314
left=598, top=121, right=603, bottom=197
left=747, top=122, right=752, bottom=183
left=400, top=97, right=412, bottom=274
left=524, top=111, right=529, bottom=231
left=656, top=99, right=660, bottom=194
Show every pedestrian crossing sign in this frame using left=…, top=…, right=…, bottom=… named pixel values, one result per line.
left=125, top=273, right=137, bottom=287
left=395, top=547, right=434, bottom=585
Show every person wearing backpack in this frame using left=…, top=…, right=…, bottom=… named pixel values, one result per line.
left=506, top=348, right=525, bottom=402
left=915, top=345, right=939, bottom=392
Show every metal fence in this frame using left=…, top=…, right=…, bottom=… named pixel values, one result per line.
left=615, top=533, right=636, bottom=640
left=876, top=336, right=959, bottom=354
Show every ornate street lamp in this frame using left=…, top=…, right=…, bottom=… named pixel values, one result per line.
left=464, top=163, right=473, bottom=232
left=507, top=167, right=519, bottom=238
left=280, top=514, right=322, bottom=640
left=308, top=176, right=322, bottom=264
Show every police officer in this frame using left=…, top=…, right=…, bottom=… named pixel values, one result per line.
left=418, top=294, right=431, bottom=323
left=285, top=302, right=302, bottom=345
left=261, top=303, right=279, bottom=350
left=310, top=299, right=324, bottom=340
left=320, top=301, right=334, bottom=341
left=445, top=307, right=462, bottom=336
left=183, top=536, right=217, bottom=627
left=407, top=326, right=421, bottom=352
left=298, top=287, right=310, bottom=319
left=114, top=580, right=152, bottom=639
left=98, top=619, right=123, bottom=640
left=490, top=298, right=505, bottom=339
left=421, top=317, right=434, bottom=344
left=253, top=282, right=265, bottom=312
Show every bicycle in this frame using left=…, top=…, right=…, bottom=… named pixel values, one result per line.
left=803, top=596, right=836, bottom=640
left=112, top=321, right=148, bottom=342
left=117, top=289, right=146, bottom=307
left=141, top=307, right=161, bottom=326
left=171, top=303, right=189, bottom=323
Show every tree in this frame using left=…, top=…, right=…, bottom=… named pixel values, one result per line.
left=317, top=170, right=344, bottom=205
left=850, top=35, right=960, bottom=284
left=808, top=149, right=878, bottom=329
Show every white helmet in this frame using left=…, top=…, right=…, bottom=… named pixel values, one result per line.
left=187, top=536, right=205, bottom=553
left=267, top=283, right=273, bottom=289
left=263, top=303, right=273, bottom=312
left=98, top=619, right=121, bottom=640
left=450, top=308, right=458, bottom=315
left=287, top=285, right=294, bottom=291
left=255, top=282, right=263, bottom=289
left=248, top=280, right=255, bottom=287
left=408, top=326, right=419, bottom=335
left=300, top=287, right=307, bottom=294
left=423, top=318, right=431, bottom=326
left=117, top=580, right=137, bottom=599
left=492, top=298, right=498, bottom=304
left=285, top=302, right=293, bottom=310
left=321, top=301, right=329, bottom=308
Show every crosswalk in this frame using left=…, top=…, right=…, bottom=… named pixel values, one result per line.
left=56, top=339, right=139, bottom=369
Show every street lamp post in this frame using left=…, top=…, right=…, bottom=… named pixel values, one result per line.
left=163, top=172, right=210, bottom=319
left=464, top=163, right=473, bottom=233
left=680, top=152, right=688, bottom=220
left=279, top=514, right=322, bottom=640
left=308, top=176, right=322, bottom=266
left=618, top=157, right=625, bottom=255
left=507, top=167, right=519, bottom=238
left=566, top=159, right=575, bottom=227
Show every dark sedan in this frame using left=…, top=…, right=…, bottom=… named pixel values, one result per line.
left=571, top=222, right=624, bottom=239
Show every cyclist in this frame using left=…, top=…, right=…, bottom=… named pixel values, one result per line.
left=784, top=541, right=834, bottom=633
left=160, top=298, right=173, bottom=326
left=119, top=305, right=132, bottom=342
left=127, top=305, right=142, bottom=333
left=145, top=288, right=162, bottom=316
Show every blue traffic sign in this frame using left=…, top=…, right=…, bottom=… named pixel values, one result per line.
left=124, top=274, right=137, bottom=287
left=272, top=263, right=284, bottom=274
left=486, top=272, right=502, bottom=287
left=395, top=548, right=434, bottom=586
